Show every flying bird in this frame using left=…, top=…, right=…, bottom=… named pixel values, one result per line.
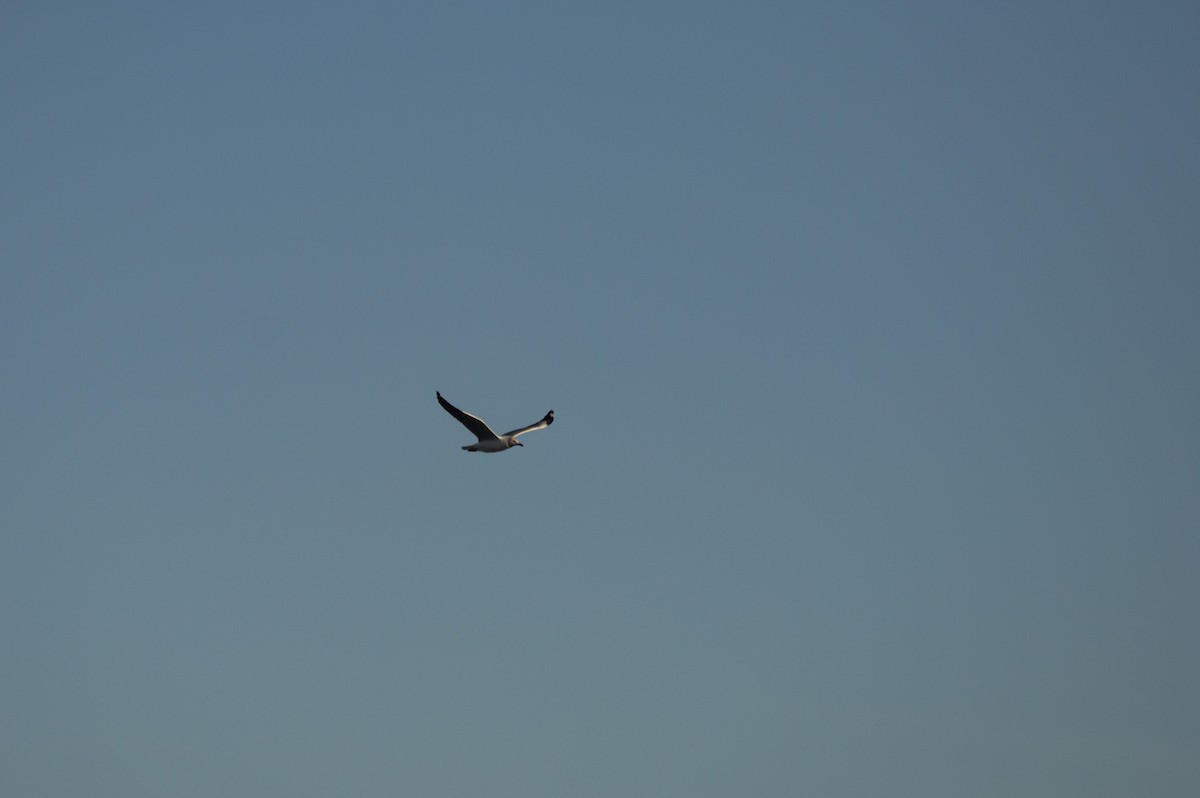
left=436, top=391, right=554, bottom=452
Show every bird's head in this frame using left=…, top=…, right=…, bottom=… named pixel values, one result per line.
left=510, top=439, right=524, bottom=447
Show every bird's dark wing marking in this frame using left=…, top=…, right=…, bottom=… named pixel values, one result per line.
left=437, top=391, right=500, bottom=442
left=503, top=410, right=554, bottom=440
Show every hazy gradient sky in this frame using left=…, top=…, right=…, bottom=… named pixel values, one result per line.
left=3, top=2, right=1199, bottom=796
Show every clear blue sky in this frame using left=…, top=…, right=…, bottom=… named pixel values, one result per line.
left=3, top=2, right=1198, bottom=796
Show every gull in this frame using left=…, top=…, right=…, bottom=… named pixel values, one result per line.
left=436, top=391, right=554, bottom=452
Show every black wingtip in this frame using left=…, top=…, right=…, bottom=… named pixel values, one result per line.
left=545, top=410, right=555, bottom=425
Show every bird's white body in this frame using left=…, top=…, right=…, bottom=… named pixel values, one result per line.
left=463, top=438, right=513, bottom=453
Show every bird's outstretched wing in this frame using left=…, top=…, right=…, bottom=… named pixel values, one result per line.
left=437, top=392, right=500, bottom=442
left=503, top=410, right=554, bottom=440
